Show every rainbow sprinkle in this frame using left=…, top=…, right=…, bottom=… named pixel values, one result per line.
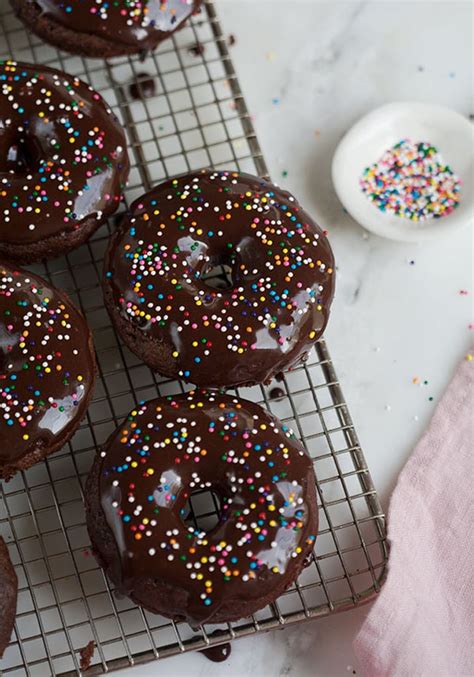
left=0, top=268, right=90, bottom=444
left=360, top=139, right=461, bottom=221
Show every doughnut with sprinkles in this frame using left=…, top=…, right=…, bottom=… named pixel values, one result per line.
left=86, top=390, right=318, bottom=625
left=11, top=0, right=202, bottom=59
left=0, top=60, right=129, bottom=263
left=0, top=262, right=96, bottom=480
left=104, top=170, right=335, bottom=388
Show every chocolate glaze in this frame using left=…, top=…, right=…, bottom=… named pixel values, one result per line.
left=0, top=61, right=129, bottom=245
left=129, top=73, right=157, bottom=101
left=104, top=170, right=335, bottom=387
left=199, top=633, right=232, bottom=662
left=0, top=262, right=95, bottom=470
left=269, top=387, right=285, bottom=401
left=79, top=640, right=96, bottom=671
left=32, top=0, right=202, bottom=51
left=94, top=391, right=318, bottom=626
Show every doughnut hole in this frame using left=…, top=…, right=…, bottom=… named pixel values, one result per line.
left=182, top=488, right=223, bottom=533
left=200, top=259, right=234, bottom=290
left=198, top=236, right=263, bottom=291
left=0, top=131, right=43, bottom=174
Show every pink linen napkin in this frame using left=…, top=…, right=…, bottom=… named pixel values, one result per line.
left=354, top=351, right=474, bottom=677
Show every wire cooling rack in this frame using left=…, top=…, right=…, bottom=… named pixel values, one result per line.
left=0, top=2, right=388, bottom=674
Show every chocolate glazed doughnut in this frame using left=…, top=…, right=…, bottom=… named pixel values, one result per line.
left=104, top=170, right=335, bottom=388
left=0, top=61, right=129, bottom=264
left=11, top=0, right=202, bottom=59
left=0, top=262, right=96, bottom=480
left=86, top=391, right=318, bottom=626
left=0, top=537, right=17, bottom=658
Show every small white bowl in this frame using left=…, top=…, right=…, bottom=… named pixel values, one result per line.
left=332, top=102, right=474, bottom=242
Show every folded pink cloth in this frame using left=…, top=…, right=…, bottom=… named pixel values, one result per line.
left=354, top=351, right=474, bottom=677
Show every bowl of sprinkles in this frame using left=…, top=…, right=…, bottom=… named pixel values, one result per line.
left=332, top=102, right=474, bottom=241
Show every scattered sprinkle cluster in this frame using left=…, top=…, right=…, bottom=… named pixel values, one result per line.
left=0, top=267, right=89, bottom=452
left=101, top=392, right=315, bottom=617
left=108, top=170, right=333, bottom=383
left=0, top=60, right=126, bottom=241
left=360, top=139, right=461, bottom=221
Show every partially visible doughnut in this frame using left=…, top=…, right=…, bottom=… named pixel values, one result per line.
left=0, top=60, right=129, bottom=263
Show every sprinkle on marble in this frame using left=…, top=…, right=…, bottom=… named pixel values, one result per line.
left=360, top=139, right=461, bottom=221
left=459, top=289, right=469, bottom=295
left=465, top=353, right=473, bottom=361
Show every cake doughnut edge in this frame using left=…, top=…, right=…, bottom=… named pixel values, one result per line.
left=0, top=537, right=18, bottom=658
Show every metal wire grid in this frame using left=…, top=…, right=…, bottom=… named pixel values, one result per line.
left=0, top=1, right=388, bottom=674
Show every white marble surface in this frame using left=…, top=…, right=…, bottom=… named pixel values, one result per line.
left=119, top=1, right=473, bottom=674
